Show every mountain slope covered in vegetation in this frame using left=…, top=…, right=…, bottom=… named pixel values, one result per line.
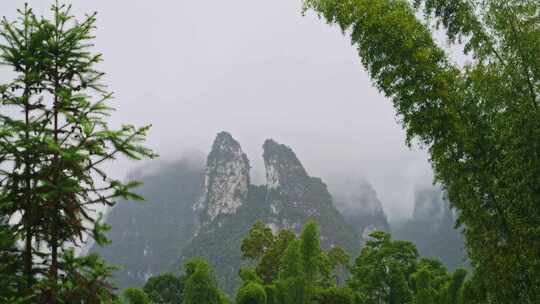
left=92, top=133, right=392, bottom=291
left=91, top=157, right=205, bottom=288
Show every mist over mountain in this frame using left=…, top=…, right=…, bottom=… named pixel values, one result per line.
left=90, top=132, right=464, bottom=295
left=392, top=186, right=467, bottom=270
left=90, top=156, right=205, bottom=288
left=328, top=176, right=390, bottom=240
left=92, top=133, right=396, bottom=292
left=0, top=0, right=435, bottom=223
left=181, top=133, right=363, bottom=293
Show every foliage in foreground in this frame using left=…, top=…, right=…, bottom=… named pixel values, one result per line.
left=0, top=3, right=154, bottom=303
left=143, top=221, right=472, bottom=304
left=302, top=0, right=540, bottom=302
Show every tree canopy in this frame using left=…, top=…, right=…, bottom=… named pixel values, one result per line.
left=236, top=221, right=467, bottom=304
left=303, top=0, right=540, bottom=302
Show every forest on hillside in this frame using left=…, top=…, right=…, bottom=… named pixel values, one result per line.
left=1, top=0, right=539, bottom=303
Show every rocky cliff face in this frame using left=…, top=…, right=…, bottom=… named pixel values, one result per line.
left=93, top=132, right=392, bottom=292
left=262, top=139, right=358, bottom=249
left=263, top=139, right=309, bottom=192
left=199, top=132, right=250, bottom=224
left=181, top=134, right=360, bottom=293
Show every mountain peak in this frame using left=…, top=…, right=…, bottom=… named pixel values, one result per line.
left=202, top=132, right=250, bottom=223
left=263, top=139, right=309, bottom=190
left=210, top=131, right=241, bottom=156
left=93, top=134, right=391, bottom=292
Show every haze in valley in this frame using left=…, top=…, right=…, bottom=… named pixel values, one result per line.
left=0, top=0, right=440, bottom=220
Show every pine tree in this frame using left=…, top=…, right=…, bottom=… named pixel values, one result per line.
left=0, top=4, right=50, bottom=294
left=0, top=221, right=26, bottom=302
left=1, top=3, right=155, bottom=302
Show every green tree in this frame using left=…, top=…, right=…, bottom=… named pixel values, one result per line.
left=236, top=282, right=267, bottom=304
left=218, top=291, right=231, bottom=304
left=314, top=287, right=354, bottom=304
left=0, top=222, right=27, bottom=303
left=442, top=268, right=467, bottom=304
left=300, top=221, right=321, bottom=282
left=300, top=220, right=321, bottom=302
left=279, top=239, right=303, bottom=280
left=264, top=285, right=277, bottom=304
left=412, top=267, right=436, bottom=304
left=143, top=272, right=185, bottom=304
left=317, top=252, right=333, bottom=288
left=183, top=258, right=223, bottom=304
left=388, top=267, right=413, bottom=304
left=459, top=273, right=488, bottom=304
left=36, top=5, right=155, bottom=298
left=239, top=267, right=263, bottom=285
left=257, top=229, right=296, bottom=283
left=241, top=221, right=275, bottom=262
left=0, top=4, right=50, bottom=294
left=276, top=275, right=306, bottom=304
left=349, top=231, right=418, bottom=304
left=303, top=0, right=540, bottom=301
left=239, top=222, right=459, bottom=304
left=327, top=246, right=350, bottom=286
left=276, top=239, right=306, bottom=304
left=415, top=258, right=451, bottom=303
left=122, top=288, right=151, bottom=304
left=0, top=3, right=155, bottom=302
left=55, top=250, right=117, bottom=303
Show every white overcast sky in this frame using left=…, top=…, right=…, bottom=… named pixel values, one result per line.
left=1, top=0, right=439, bottom=220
